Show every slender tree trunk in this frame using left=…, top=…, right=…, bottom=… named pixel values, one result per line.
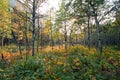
left=36, top=31, right=40, bottom=52
left=1, top=22, right=4, bottom=50
left=104, top=32, right=107, bottom=46
left=1, top=53, right=4, bottom=60
left=69, top=30, right=72, bottom=47
left=40, top=29, right=43, bottom=50
left=1, top=36, right=4, bottom=60
left=50, top=25, right=54, bottom=50
left=90, top=24, right=92, bottom=47
left=83, top=29, right=86, bottom=46
left=24, top=30, right=29, bottom=59
left=18, top=41, right=22, bottom=58
left=0, top=30, right=4, bottom=60
left=32, top=0, right=36, bottom=56
left=36, top=18, right=40, bottom=52
left=76, top=34, right=78, bottom=44
left=64, top=21, right=67, bottom=50
left=1, top=36, right=4, bottom=50
left=18, top=22, right=22, bottom=58
left=87, top=16, right=91, bottom=50
left=11, top=27, right=23, bottom=58
left=118, top=28, right=120, bottom=49
left=62, top=39, right=64, bottom=49
left=94, top=14, right=102, bottom=53
left=90, top=2, right=102, bottom=53
left=58, top=38, right=61, bottom=49
left=49, top=10, right=54, bottom=50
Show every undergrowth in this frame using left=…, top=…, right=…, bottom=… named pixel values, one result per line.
left=0, top=45, right=120, bottom=80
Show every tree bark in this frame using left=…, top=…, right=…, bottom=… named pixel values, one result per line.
left=87, top=16, right=91, bottom=50
left=89, top=2, right=102, bottom=53
left=18, top=22, right=22, bottom=58
left=94, top=14, right=102, bottom=53
left=40, top=29, right=43, bottom=50
left=76, top=34, right=78, bottom=44
left=118, top=28, right=120, bottom=49
left=1, top=36, right=4, bottom=50
left=36, top=18, right=40, bottom=52
left=50, top=24, right=54, bottom=50
left=64, top=21, right=67, bottom=50
left=32, top=0, right=36, bottom=56
left=24, top=29, right=29, bottom=59
left=69, top=30, right=72, bottom=47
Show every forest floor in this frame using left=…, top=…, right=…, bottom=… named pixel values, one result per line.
left=0, top=45, right=120, bottom=80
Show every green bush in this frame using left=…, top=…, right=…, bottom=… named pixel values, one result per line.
left=2, top=57, right=45, bottom=80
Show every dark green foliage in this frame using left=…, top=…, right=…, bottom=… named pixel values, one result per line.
left=0, top=57, right=45, bottom=80
left=68, top=50, right=120, bottom=80
left=14, top=60, right=45, bottom=80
